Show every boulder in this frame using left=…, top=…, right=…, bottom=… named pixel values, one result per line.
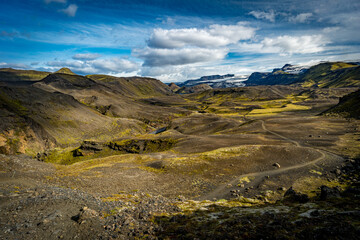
left=283, top=187, right=309, bottom=203
left=71, top=206, right=99, bottom=224
left=320, top=185, right=341, bottom=200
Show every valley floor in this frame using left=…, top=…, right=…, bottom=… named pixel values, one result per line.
left=1, top=88, right=360, bottom=239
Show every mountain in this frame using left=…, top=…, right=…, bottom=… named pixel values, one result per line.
left=0, top=84, right=144, bottom=154
left=245, top=62, right=360, bottom=88
left=87, top=74, right=172, bottom=98
left=0, top=68, right=50, bottom=82
left=176, top=83, right=212, bottom=94
left=322, top=89, right=360, bottom=119
left=246, top=64, right=307, bottom=86
left=299, top=62, right=360, bottom=88
left=178, top=74, right=248, bottom=88
left=0, top=68, right=188, bottom=155
left=34, top=72, right=185, bottom=121
left=55, top=67, right=77, bottom=75
left=168, top=82, right=180, bottom=92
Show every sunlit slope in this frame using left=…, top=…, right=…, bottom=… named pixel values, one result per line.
left=245, top=62, right=360, bottom=88
left=300, top=62, right=360, bottom=88
left=0, top=68, right=50, bottom=82
left=35, top=72, right=187, bottom=121
left=87, top=74, right=172, bottom=98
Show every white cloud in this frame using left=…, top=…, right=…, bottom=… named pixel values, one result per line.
left=47, top=60, right=84, bottom=68
left=45, top=0, right=66, bottom=3
left=45, top=57, right=140, bottom=75
left=140, top=64, right=257, bottom=82
left=72, top=53, right=101, bottom=61
left=134, top=47, right=227, bottom=67
left=91, top=58, right=140, bottom=73
left=249, top=10, right=276, bottom=22
left=289, top=13, right=313, bottom=23
left=261, top=35, right=328, bottom=55
left=59, top=4, right=78, bottom=17
left=0, top=62, right=29, bottom=69
left=147, top=22, right=255, bottom=49
left=135, top=22, right=255, bottom=67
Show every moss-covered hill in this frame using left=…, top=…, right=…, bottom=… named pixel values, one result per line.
left=245, top=62, right=360, bottom=88
left=322, top=89, right=360, bottom=119
left=300, top=62, right=360, bottom=88
left=0, top=68, right=50, bottom=82
left=87, top=74, right=172, bottom=98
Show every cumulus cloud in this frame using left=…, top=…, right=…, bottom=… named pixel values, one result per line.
left=289, top=13, right=313, bottom=23
left=59, top=4, right=78, bottom=17
left=249, top=10, right=276, bottom=22
left=147, top=22, right=255, bottom=49
left=134, top=47, right=227, bottom=67
left=91, top=58, right=140, bottom=72
left=45, top=57, right=140, bottom=74
left=45, top=0, right=66, bottom=3
left=0, top=62, right=29, bottom=69
left=135, top=22, right=255, bottom=67
left=72, top=53, right=101, bottom=61
left=261, top=35, right=327, bottom=55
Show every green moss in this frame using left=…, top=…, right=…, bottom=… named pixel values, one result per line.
left=108, top=138, right=177, bottom=154
left=0, top=90, right=28, bottom=116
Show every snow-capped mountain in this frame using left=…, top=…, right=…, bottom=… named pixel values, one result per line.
left=177, top=74, right=248, bottom=88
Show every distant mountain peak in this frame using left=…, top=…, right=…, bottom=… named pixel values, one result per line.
left=55, top=68, right=76, bottom=75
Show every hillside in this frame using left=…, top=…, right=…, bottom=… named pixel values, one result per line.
left=168, top=82, right=180, bottom=92
left=300, top=62, right=360, bottom=88
left=177, top=74, right=247, bottom=88
left=55, top=67, right=77, bottom=75
left=322, top=89, right=360, bottom=119
left=245, top=62, right=360, bottom=88
left=246, top=71, right=300, bottom=86
left=0, top=85, right=145, bottom=154
left=34, top=72, right=186, bottom=122
left=0, top=68, right=50, bottom=82
left=176, top=83, right=212, bottom=94
left=1, top=66, right=360, bottom=240
left=87, top=75, right=172, bottom=98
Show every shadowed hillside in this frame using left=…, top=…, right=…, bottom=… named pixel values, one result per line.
left=322, top=89, right=360, bottom=119
left=0, top=85, right=145, bottom=154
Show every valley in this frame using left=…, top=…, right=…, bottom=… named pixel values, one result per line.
left=0, top=63, right=360, bottom=239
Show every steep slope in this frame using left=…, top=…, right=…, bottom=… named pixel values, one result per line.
left=87, top=75, right=172, bottom=98
left=246, top=71, right=300, bottom=86
left=55, top=67, right=77, bottom=75
left=177, top=84, right=213, bottom=94
left=34, top=73, right=187, bottom=124
left=168, top=82, right=180, bottom=92
left=245, top=62, right=360, bottom=88
left=322, top=89, right=360, bottom=119
left=300, top=62, right=360, bottom=88
left=0, top=68, right=50, bottom=82
left=0, top=85, right=145, bottom=154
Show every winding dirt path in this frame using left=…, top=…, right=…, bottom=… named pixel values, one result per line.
left=199, top=119, right=339, bottom=200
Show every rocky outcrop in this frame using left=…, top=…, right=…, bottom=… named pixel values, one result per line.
left=283, top=187, right=309, bottom=203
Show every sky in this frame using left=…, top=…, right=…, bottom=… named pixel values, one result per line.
left=0, top=0, right=360, bottom=82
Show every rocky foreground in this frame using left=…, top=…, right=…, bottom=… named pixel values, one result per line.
left=1, top=154, right=359, bottom=239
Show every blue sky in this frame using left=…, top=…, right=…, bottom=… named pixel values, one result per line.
left=1, top=0, right=360, bottom=82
